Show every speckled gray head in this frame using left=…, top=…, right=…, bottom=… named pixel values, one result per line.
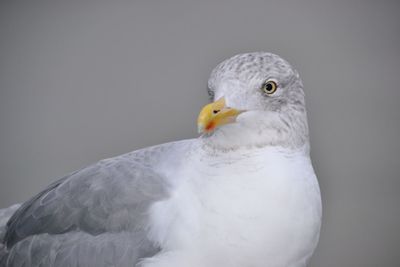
left=199, top=52, right=309, bottom=151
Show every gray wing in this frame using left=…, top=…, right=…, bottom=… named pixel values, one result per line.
left=0, top=204, right=20, bottom=265
left=0, top=205, right=21, bottom=242
left=1, top=139, right=192, bottom=266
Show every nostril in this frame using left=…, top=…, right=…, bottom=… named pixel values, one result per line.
left=213, top=110, right=220, bottom=114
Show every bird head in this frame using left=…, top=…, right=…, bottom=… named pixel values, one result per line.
left=197, top=52, right=309, bottom=150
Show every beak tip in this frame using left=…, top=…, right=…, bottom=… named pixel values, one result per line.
left=197, top=125, right=204, bottom=134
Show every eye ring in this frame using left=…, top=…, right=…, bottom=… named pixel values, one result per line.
left=261, top=80, right=278, bottom=95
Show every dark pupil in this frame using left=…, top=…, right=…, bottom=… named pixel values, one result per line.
left=265, top=83, right=273, bottom=91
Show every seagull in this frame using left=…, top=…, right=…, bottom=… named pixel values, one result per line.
left=0, top=52, right=322, bottom=267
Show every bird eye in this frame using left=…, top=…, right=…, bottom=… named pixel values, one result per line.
left=261, top=80, right=278, bottom=95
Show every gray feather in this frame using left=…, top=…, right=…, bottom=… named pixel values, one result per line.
left=1, top=139, right=192, bottom=266
left=5, top=232, right=158, bottom=267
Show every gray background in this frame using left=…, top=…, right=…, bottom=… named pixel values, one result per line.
left=0, top=0, right=399, bottom=266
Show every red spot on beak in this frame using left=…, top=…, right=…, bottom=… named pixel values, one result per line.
left=205, top=122, right=215, bottom=132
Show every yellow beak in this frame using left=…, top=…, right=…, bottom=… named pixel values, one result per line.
left=197, top=97, right=244, bottom=134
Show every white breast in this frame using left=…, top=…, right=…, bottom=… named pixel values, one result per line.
left=147, top=145, right=322, bottom=267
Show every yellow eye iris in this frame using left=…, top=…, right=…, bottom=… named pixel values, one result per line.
left=261, top=80, right=278, bottom=95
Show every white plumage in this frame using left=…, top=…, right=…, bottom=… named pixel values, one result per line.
left=143, top=144, right=321, bottom=267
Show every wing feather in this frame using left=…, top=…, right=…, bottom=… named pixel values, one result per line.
left=2, top=139, right=192, bottom=266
